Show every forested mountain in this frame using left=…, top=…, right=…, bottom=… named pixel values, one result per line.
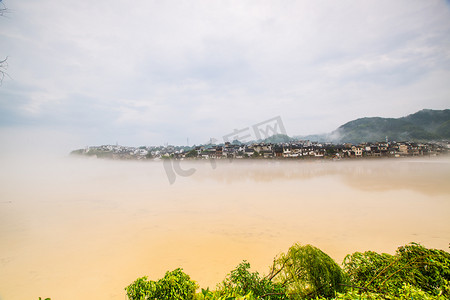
left=300, top=109, right=450, bottom=143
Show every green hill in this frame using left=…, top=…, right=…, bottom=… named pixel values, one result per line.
left=260, top=134, right=293, bottom=144
left=330, top=109, right=450, bottom=143
left=436, top=120, right=450, bottom=139
left=403, top=109, right=450, bottom=131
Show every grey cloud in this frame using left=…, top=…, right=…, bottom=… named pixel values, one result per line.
left=1, top=0, right=450, bottom=147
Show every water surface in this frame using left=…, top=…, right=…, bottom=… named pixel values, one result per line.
left=1, top=157, right=449, bottom=300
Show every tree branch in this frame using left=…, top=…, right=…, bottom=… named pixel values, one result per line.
left=266, top=256, right=288, bottom=281
left=1, top=2, right=9, bottom=85
left=0, top=56, right=8, bottom=85
left=0, top=4, right=7, bottom=17
left=339, top=283, right=382, bottom=294
left=365, top=257, right=399, bottom=287
left=259, top=292, right=286, bottom=299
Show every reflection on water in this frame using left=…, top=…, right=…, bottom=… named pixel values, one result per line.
left=191, top=158, right=450, bottom=195
left=0, top=156, right=449, bottom=300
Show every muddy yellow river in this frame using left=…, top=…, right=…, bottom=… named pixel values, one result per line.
left=1, top=157, right=449, bottom=300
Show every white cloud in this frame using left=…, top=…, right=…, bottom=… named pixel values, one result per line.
left=1, top=0, right=450, bottom=148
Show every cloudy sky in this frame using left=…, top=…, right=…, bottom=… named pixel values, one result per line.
left=1, top=0, right=450, bottom=151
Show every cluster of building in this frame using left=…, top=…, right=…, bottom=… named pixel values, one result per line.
left=74, top=140, right=449, bottom=160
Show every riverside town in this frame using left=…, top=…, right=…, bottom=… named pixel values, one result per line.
left=71, top=138, right=449, bottom=160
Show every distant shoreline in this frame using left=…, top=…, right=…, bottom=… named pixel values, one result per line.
left=70, top=140, right=449, bottom=162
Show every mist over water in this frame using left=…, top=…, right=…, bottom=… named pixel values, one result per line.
left=1, top=155, right=450, bottom=300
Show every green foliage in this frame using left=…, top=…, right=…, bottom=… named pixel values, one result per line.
left=125, top=268, right=198, bottom=300
left=396, top=283, right=447, bottom=300
left=316, top=284, right=447, bottom=300
left=335, top=117, right=439, bottom=143
left=342, top=250, right=395, bottom=288
left=125, top=276, right=157, bottom=300
left=125, top=242, right=449, bottom=300
left=271, top=244, right=347, bottom=299
left=84, top=148, right=113, bottom=158
left=325, top=147, right=336, bottom=155
left=69, top=149, right=84, bottom=155
left=199, top=293, right=259, bottom=300
left=216, top=261, right=286, bottom=299
left=157, top=268, right=198, bottom=300
left=436, top=120, right=450, bottom=139
left=343, top=242, right=450, bottom=298
left=252, top=151, right=261, bottom=158
left=331, top=109, right=450, bottom=143
left=404, top=109, right=450, bottom=132
left=260, top=134, right=293, bottom=144
left=185, top=149, right=198, bottom=158
left=198, top=287, right=214, bottom=299
left=396, top=243, right=450, bottom=296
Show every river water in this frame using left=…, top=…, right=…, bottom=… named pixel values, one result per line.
left=1, top=156, right=449, bottom=299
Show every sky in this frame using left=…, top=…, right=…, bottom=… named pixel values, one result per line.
left=1, top=0, right=450, bottom=152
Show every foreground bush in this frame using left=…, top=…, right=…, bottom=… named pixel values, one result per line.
left=215, top=260, right=286, bottom=299
left=317, top=283, right=447, bottom=300
left=343, top=242, right=450, bottom=298
left=125, top=268, right=197, bottom=300
left=269, top=244, right=347, bottom=299
left=125, top=242, right=449, bottom=300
